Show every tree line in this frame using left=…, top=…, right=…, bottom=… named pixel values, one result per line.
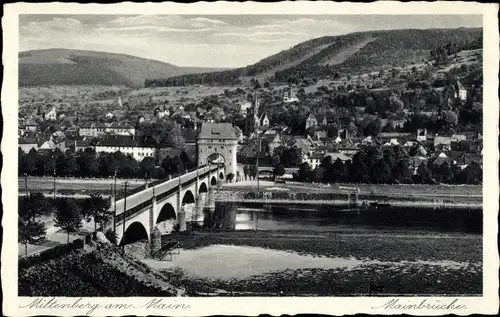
left=288, top=145, right=482, bottom=185
left=18, top=147, right=196, bottom=179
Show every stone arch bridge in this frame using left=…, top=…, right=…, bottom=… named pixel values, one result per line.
left=109, top=164, right=223, bottom=245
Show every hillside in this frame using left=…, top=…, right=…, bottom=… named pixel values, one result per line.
left=19, top=49, right=226, bottom=88
left=147, top=28, right=482, bottom=87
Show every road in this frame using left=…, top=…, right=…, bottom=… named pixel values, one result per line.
left=222, top=180, right=482, bottom=197
left=19, top=176, right=147, bottom=193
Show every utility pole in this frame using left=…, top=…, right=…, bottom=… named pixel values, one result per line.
left=24, top=173, right=28, bottom=196
left=256, top=135, right=261, bottom=196
left=52, top=152, right=56, bottom=199
left=122, top=181, right=128, bottom=249
left=53, top=169, right=56, bottom=199
left=113, top=170, right=117, bottom=239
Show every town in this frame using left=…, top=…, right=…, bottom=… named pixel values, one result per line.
left=18, top=73, right=483, bottom=186
left=16, top=15, right=484, bottom=299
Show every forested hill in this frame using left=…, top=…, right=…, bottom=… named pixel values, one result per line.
left=19, top=49, right=226, bottom=88
left=146, top=28, right=482, bottom=87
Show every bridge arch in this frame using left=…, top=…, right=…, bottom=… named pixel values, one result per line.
left=157, top=203, right=176, bottom=222
left=199, top=182, right=208, bottom=194
left=120, top=221, right=148, bottom=245
left=211, top=176, right=217, bottom=186
left=182, top=190, right=195, bottom=205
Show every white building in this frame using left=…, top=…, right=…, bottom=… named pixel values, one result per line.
left=44, top=107, right=57, bottom=121
left=79, top=123, right=107, bottom=137
left=95, top=135, right=155, bottom=162
left=238, top=102, right=252, bottom=116
left=304, top=152, right=324, bottom=170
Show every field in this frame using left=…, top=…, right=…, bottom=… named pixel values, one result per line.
left=155, top=230, right=482, bottom=296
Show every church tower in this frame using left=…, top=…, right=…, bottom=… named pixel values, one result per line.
left=253, top=90, right=260, bottom=130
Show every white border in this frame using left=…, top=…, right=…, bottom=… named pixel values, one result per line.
left=2, top=2, right=499, bottom=316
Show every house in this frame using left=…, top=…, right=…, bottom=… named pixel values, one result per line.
left=454, top=80, right=467, bottom=102
left=106, top=123, right=136, bottom=136
left=283, top=89, right=299, bottom=103
left=79, top=123, right=107, bottom=137
left=314, top=130, right=327, bottom=140
left=305, top=152, right=324, bottom=170
left=416, top=128, right=427, bottom=141
left=237, top=102, right=252, bottom=116
left=260, top=113, right=270, bottom=128
left=105, top=112, right=114, bottom=119
left=305, top=113, right=318, bottom=130
left=262, top=133, right=282, bottom=155
left=38, top=139, right=66, bottom=153
left=431, top=152, right=456, bottom=167
left=337, top=143, right=360, bottom=156
left=18, top=138, right=39, bottom=153
left=378, top=132, right=412, bottom=143
left=95, top=135, right=156, bottom=162
left=409, top=156, right=428, bottom=175
left=154, top=106, right=170, bottom=119
left=44, top=107, right=57, bottom=121
left=233, top=126, right=244, bottom=143
left=324, top=152, right=351, bottom=163
left=293, top=137, right=314, bottom=157
left=24, top=123, right=38, bottom=133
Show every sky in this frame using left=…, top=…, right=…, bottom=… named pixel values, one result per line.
left=19, top=15, right=482, bottom=68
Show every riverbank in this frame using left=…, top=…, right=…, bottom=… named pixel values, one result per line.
left=146, top=230, right=482, bottom=296
left=222, top=181, right=482, bottom=197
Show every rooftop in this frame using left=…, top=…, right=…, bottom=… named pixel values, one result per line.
left=197, top=122, right=238, bottom=140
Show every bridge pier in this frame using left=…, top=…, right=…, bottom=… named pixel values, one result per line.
left=148, top=191, right=157, bottom=250
left=193, top=193, right=206, bottom=226
left=178, top=206, right=187, bottom=232
left=149, top=226, right=162, bottom=257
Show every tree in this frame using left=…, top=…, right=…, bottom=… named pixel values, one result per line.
left=180, top=151, right=193, bottom=170
left=331, top=158, right=347, bottom=182
left=18, top=218, right=46, bottom=256
left=19, top=192, right=51, bottom=224
left=371, top=159, right=392, bottom=184
left=139, top=157, right=157, bottom=178
left=77, top=150, right=99, bottom=177
left=296, top=162, right=312, bottom=182
left=459, top=161, right=482, bottom=184
left=415, top=162, right=432, bottom=184
left=54, top=198, right=83, bottom=243
left=272, top=156, right=286, bottom=180
left=243, top=165, right=249, bottom=180
left=81, top=194, right=111, bottom=231
left=347, top=122, right=358, bottom=137
left=281, top=147, right=303, bottom=168
left=249, top=164, right=258, bottom=180
left=437, top=162, right=454, bottom=184
left=19, top=150, right=38, bottom=175
left=105, top=228, right=117, bottom=244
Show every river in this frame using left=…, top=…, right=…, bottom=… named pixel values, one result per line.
left=201, top=202, right=482, bottom=233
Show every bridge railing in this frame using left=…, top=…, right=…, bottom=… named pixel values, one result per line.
left=115, top=164, right=212, bottom=201
left=116, top=198, right=153, bottom=223
left=114, top=163, right=221, bottom=223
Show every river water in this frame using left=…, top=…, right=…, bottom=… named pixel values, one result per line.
left=203, top=202, right=482, bottom=233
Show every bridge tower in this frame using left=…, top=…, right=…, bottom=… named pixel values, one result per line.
left=197, top=122, right=238, bottom=178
